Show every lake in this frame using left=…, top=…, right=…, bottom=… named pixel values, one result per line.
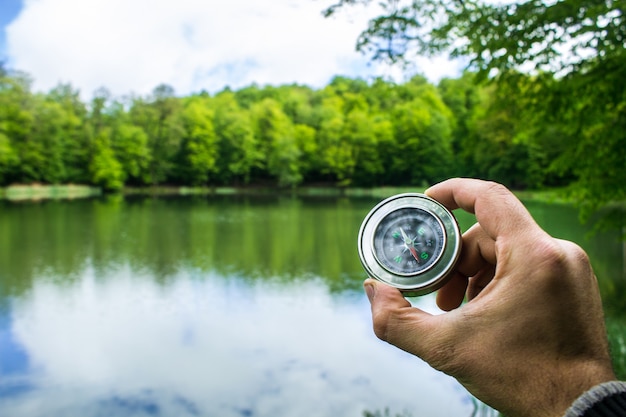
left=0, top=193, right=624, bottom=417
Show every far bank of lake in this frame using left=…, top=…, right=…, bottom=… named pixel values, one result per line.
left=0, top=183, right=575, bottom=202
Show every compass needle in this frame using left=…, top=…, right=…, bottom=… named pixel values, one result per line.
left=399, top=227, right=411, bottom=244
left=398, top=227, right=421, bottom=262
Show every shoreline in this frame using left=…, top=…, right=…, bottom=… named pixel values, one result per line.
left=0, top=184, right=425, bottom=201
left=0, top=184, right=102, bottom=201
left=0, top=183, right=573, bottom=203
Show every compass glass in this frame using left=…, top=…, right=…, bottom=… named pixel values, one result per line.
left=372, top=207, right=445, bottom=276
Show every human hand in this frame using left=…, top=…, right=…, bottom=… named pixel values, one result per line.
left=364, top=178, right=616, bottom=417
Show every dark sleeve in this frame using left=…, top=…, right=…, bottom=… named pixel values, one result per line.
left=564, top=381, right=626, bottom=417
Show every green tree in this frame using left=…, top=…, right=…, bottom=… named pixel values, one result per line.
left=343, top=108, right=383, bottom=185
left=112, top=124, right=151, bottom=185
left=251, top=98, right=302, bottom=187
left=234, top=83, right=266, bottom=109
left=1, top=83, right=81, bottom=185
left=367, top=114, right=395, bottom=186
left=437, top=72, right=481, bottom=177
left=539, top=63, right=626, bottom=219
left=364, top=77, right=403, bottom=113
left=174, top=98, right=219, bottom=185
left=212, top=91, right=262, bottom=185
left=293, top=123, right=318, bottom=181
left=276, top=85, right=315, bottom=126
left=313, top=94, right=353, bottom=185
left=0, top=71, right=34, bottom=183
left=323, top=0, right=624, bottom=75
left=48, top=83, right=90, bottom=183
left=0, top=133, right=18, bottom=183
left=388, top=78, right=454, bottom=185
left=325, top=0, right=626, bottom=218
left=465, top=80, right=546, bottom=188
left=130, top=84, right=183, bottom=185
left=89, top=130, right=124, bottom=191
left=29, top=97, right=68, bottom=183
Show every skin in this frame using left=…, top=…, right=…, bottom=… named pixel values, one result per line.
left=363, top=178, right=616, bottom=417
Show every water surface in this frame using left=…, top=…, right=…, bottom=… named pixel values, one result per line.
left=0, top=195, right=623, bottom=417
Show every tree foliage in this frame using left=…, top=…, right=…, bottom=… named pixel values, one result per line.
left=0, top=62, right=621, bottom=228
left=324, top=0, right=626, bottom=221
left=323, top=0, right=624, bottom=74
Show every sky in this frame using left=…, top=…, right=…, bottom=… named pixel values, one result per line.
left=0, top=0, right=463, bottom=99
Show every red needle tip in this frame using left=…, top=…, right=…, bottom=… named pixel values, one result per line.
left=408, top=246, right=420, bottom=262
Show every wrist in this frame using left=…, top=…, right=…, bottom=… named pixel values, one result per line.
left=551, top=363, right=617, bottom=417
left=563, top=381, right=626, bottom=417
left=503, top=362, right=616, bottom=417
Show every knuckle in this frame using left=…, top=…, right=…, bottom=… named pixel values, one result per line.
left=483, top=181, right=510, bottom=198
left=537, top=238, right=590, bottom=272
left=559, top=239, right=593, bottom=276
left=529, top=237, right=595, bottom=291
left=536, top=238, right=568, bottom=268
left=563, top=240, right=591, bottom=265
left=530, top=239, right=572, bottom=283
left=483, top=180, right=505, bottom=191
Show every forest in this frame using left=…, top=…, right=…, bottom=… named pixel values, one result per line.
left=0, top=68, right=590, bottom=190
left=0, top=0, right=625, bottom=230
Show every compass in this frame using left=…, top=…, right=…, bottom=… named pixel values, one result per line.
left=358, top=193, right=462, bottom=296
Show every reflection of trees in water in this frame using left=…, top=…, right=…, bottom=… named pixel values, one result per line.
left=363, top=409, right=413, bottom=417
left=1, top=195, right=624, bottom=381
left=363, top=403, right=501, bottom=417
left=468, top=398, right=501, bottom=417
left=0, top=195, right=370, bottom=297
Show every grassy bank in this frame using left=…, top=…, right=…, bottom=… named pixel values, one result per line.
left=0, top=184, right=421, bottom=201
left=0, top=184, right=102, bottom=201
left=1, top=184, right=575, bottom=203
left=121, top=185, right=424, bottom=198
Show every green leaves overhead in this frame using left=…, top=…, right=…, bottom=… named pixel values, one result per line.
left=324, top=0, right=626, bottom=227
left=324, top=0, right=625, bottom=75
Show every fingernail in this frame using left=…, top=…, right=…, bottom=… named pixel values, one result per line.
left=364, top=282, right=376, bottom=302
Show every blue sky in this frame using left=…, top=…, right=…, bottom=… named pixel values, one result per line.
left=1, top=0, right=462, bottom=98
left=0, top=0, right=21, bottom=63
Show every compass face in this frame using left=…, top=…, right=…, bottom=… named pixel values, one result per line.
left=357, top=193, right=462, bottom=296
left=373, top=207, right=445, bottom=276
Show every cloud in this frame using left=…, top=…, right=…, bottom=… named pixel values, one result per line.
left=6, top=0, right=462, bottom=98
left=5, top=267, right=471, bottom=416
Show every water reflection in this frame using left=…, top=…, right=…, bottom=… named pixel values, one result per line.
left=0, top=195, right=623, bottom=417
left=1, top=264, right=469, bottom=416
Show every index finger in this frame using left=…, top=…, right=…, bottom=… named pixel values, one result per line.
left=425, top=178, right=540, bottom=241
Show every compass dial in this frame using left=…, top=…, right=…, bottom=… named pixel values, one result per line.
left=357, top=193, right=462, bottom=296
left=373, top=207, right=445, bottom=276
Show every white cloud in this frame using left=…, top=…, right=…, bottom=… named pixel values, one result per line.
left=6, top=0, right=462, bottom=98
left=4, top=266, right=471, bottom=416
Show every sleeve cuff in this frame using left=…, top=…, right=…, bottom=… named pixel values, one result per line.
left=564, top=381, right=626, bottom=417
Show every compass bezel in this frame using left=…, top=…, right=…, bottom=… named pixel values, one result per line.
left=357, top=193, right=462, bottom=296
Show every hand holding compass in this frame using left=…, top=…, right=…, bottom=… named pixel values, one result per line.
left=361, top=179, right=619, bottom=417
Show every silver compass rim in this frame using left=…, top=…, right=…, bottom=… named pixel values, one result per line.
left=357, top=193, right=462, bottom=296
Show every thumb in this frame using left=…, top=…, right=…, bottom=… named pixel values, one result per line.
left=364, top=279, right=440, bottom=358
